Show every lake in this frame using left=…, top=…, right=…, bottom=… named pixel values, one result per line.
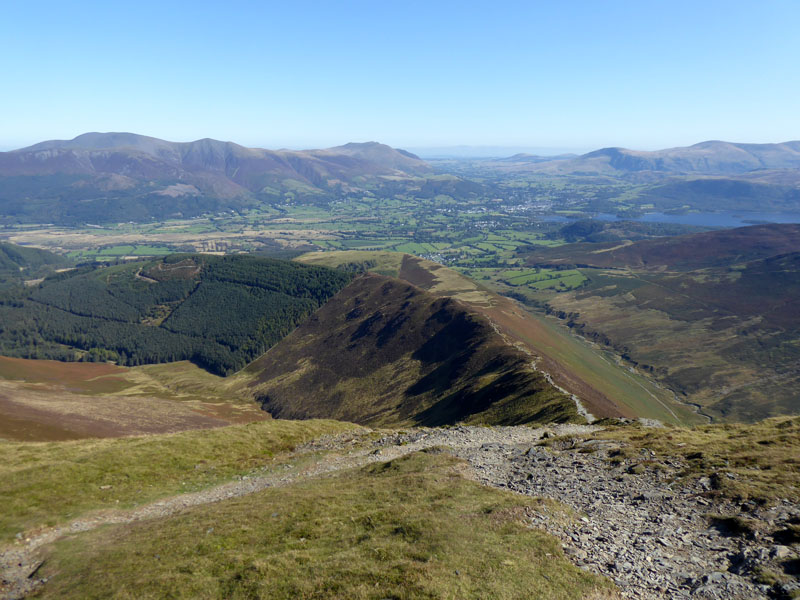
left=545, top=211, right=800, bottom=228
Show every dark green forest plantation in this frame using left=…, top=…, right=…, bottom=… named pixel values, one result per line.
left=0, top=254, right=351, bottom=375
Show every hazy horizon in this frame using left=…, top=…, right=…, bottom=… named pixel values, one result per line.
left=3, top=134, right=800, bottom=158
left=0, top=136, right=594, bottom=157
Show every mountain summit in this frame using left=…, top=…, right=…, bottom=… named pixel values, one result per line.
left=5, top=133, right=430, bottom=182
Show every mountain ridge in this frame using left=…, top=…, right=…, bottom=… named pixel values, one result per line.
left=0, top=133, right=432, bottom=223
left=247, top=272, right=580, bottom=427
left=493, top=139, right=800, bottom=176
left=6, top=132, right=429, bottom=175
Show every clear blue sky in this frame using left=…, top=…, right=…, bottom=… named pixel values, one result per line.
left=2, top=0, right=798, bottom=152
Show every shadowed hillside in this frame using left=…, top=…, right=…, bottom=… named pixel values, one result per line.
left=524, top=223, right=800, bottom=271
left=248, top=273, right=578, bottom=427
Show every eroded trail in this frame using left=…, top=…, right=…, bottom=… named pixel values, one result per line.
left=2, top=425, right=798, bottom=600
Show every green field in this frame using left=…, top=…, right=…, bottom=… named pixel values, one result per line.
left=499, top=268, right=588, bottom=290
left=67, top=244, right=175, bottom=259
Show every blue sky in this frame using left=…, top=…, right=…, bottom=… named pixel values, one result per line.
left=2, top=0, right=798, bottom=152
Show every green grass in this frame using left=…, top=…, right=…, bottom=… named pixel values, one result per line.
left=501, top=268, right=586, bottom=289
left=0, top=419, right=358, bottom=542
left=528, top=272, right=587, bottom=290
left=67, top=245, right=175, bottom=259
left=36, top=451, right=615, bottom=600
left=296, top=250, right=405, bottom=277
left=394, top=242, right=441, bottom=254
left=502, top=307, right=698, bottom=425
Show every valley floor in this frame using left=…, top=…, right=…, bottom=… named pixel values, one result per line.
left=3, top=424, right=798, bottom=600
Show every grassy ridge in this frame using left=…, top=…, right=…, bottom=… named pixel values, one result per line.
left=250, top=273, right=578, bottom=427
left=298, top=251, right=694, bottom=423
left=0, top=419, right=357, bottom=541
left=35, top=451, right=615, bottom=600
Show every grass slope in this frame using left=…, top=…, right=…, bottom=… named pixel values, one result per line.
left=0, top=419, right=356, bottom=542
left=33, top=451, right=614, bottom=600
left=0, top=356, right=275, bottom=442
left=248, top=273, right=578, bottom=427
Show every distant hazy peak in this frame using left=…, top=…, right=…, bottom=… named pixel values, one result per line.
left=11, top=133, right=424, bottom=161
left=16, top=132, right=175, bottom=153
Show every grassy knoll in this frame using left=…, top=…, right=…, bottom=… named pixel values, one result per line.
left=125, top=361, right=255, bottom=401
left=301, top=251, right=496, bottom=306
left=594, top=416, right=800, bottom=503
left=35, top=451, right=615, bottom=600
left=0, top=419, right=358, bottom=542
left=0, top=357, right=255, bottom=405
left=296, top=250, right=404, bottom=277
left=0, top=357, right=275, bottom=442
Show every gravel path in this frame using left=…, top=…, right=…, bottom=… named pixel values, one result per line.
left=2, top=424, right=798, bottom=599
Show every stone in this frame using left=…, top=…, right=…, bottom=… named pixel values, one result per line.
left=770, top=544, right=791, bottom=559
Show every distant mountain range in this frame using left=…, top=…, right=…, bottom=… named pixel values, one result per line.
left=0, top=133, right=431, bottom=223
left=491, top=140, right=800, bottom=177
left=2, top=134, right=800, bottom=225
left=3, top=132, right=430, bottom=190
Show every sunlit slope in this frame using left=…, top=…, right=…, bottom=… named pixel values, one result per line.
left=0, top=418, right=356, bottom=542
left=29, top=451, right=612, bottom=600
left=297, top=251, right=697, bottom=424
left=0, top=356, right=268, bottom=442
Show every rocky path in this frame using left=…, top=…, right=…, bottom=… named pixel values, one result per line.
left=2, top=425, right=798, bottom=599
left=448, top=432, right=799, bottom=599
